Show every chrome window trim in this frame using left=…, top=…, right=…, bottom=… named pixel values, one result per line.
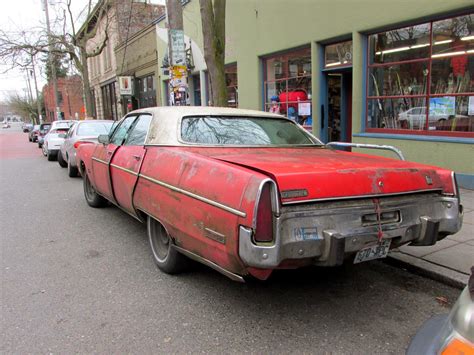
left=139, top=173, right=247, bottom=218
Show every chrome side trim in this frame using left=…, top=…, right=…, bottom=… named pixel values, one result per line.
left=139, top=174, right=247, bottom=218
left=92, top=157, right=108, bottom=165
left=110, top=163, right=138, bottom=176
left=326, top=141, right=405, bottom=160
left=204, top=227, right=226, bottom=244
left=281, top=189, right=443, bottom=205
left=173, top=245, right=245, bottom=283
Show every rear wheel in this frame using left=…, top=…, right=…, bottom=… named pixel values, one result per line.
left=57, top=151, right=67, bottom=168
left=83, top=173, right=107, bottom=207
left=47, top=150, right=56, bottom=161
left=67, top=156, right=78, bottom=177
left=148, top=216, right=188, bottom=274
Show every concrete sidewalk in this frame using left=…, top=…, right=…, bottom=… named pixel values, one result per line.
left=388, top=188, right=474, bottom=288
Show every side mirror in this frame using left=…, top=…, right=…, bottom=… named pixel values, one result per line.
left=98, top=134, right=110, bottom=145
left=58, top=133, right=67, bottom=138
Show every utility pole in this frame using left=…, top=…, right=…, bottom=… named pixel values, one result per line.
left=30, top=54, right=43, bottom=123
left=43, top=0, right=60, bottom=120
left=165, top=0, right=188, bottom=106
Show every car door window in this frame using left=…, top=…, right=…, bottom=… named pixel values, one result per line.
left=110, top=116, right=137, bottom=145
left=124, top=115, right=152, bottom=146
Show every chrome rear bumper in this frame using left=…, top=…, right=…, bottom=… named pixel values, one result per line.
left=239, top=193, right=463, bottom=268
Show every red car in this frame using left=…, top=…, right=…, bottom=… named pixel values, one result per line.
left=76, top=107, right=463, bottom=282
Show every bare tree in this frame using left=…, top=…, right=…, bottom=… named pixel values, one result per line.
left=7, top=92, right=43, bottom=124
left=0, top=0, right=112, bottom=118
left=199, top=0, right=227, bottom=107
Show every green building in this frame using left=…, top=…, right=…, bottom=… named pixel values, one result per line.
left=151, top=1, right=474, bottom=187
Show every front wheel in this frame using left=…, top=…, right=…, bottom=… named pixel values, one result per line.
left=83, top=173, right=108, bottom=208
left=148, top=216, right=188, bottom=274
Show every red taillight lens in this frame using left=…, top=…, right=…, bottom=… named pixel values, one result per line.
left=74, top=141, right=91, bottom=149
left=254, top=183, right=274, bottom=243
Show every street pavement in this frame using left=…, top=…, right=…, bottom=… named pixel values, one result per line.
left=0, top=124, right=464, bottom=354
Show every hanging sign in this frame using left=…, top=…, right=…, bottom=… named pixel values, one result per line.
left=170, top=29, right=186, bottom=66
left=119, top=76, right=133, bottom=95
left=429, top=96, right=455, bottom=116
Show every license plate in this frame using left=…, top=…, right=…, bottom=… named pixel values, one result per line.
left=354, top=239, right=391, bottom=264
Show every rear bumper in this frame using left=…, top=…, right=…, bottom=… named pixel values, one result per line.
left=239, top=193, right=463, bottom=268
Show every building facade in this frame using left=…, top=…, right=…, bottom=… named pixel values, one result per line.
left=153, top=0, right=473, bottom=188
left=81, top=0, right=164, bottom=120
left=42, top=75, right=84, bottom=122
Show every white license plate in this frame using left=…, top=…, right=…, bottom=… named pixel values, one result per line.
left=354, top=239, right=391, bottom=264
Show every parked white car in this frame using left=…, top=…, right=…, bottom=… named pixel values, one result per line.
left=42, top=120, right=76, bottom=161
left=58, top=120, right=114, bottom=177
left=398, top=107, right=467, bottom=130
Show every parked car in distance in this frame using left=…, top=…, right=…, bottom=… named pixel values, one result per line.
left=37, top=123, right=52, bottom=148
left=407, top=269, right=473, bottom=354
left=58, top=120, right=114, bottom=177
left=28, top=125, right=40, bottom=142
left=22, top=123, right=33, bottom=132
left=42, top=120, right=76, bottom=161
left=76, top=107, right=463, bottom=282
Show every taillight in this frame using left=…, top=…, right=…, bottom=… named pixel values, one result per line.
left=74, top=141, right=91, bottom=149
left=254, top=182, right=274, bottom=243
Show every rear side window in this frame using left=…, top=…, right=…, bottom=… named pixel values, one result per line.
left=125, top=115, right=152, bottom=146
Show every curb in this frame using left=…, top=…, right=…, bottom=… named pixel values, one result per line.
left=386, top=251, right=469, bottom=290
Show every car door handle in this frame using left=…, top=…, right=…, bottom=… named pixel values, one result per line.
left=106, top=151, right=113, bottom=156
left=132, top=155, right=141, bottom=161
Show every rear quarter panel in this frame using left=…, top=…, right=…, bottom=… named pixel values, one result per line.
left=133, top=147, right=266, bottom=275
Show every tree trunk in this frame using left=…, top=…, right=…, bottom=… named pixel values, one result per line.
left=80, top=48, right=94, bottom=119
left=200, top=0, right=227, bottom=107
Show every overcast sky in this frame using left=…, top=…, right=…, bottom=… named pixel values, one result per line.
left=0, top=0, right=165, bottom=102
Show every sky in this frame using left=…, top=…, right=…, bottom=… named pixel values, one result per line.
left=0, top=0, right=166, bottom=102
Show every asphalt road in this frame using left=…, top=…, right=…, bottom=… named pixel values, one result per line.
left=0, top=124, right=461, bottom=354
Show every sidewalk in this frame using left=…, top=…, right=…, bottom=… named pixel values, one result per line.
left=388, top=188, right=474, bottom=288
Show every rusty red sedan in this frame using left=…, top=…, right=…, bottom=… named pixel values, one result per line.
left=76, top=107, right=463, bottom=282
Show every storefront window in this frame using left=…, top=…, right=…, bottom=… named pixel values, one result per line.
left=263, top=47, right=312, bottom=128
left=136, top=74, right=156, bottom=109
left=367, top=13, right=474, bottom=135
left=226, top=64, right=238, bottom=107
left=325, top=40, right=353, bottom=68
left=101, top=82, right=118, bottom=120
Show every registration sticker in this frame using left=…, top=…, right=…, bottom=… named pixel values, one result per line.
left=354, top=239, right=391, bottom=264
left=294, top=227, right=321, bottom=241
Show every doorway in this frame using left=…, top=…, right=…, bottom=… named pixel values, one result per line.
left=326, top=71, right=352, bottom=143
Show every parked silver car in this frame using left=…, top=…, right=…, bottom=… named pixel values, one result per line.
left=58, top=120, right=114, bottom=177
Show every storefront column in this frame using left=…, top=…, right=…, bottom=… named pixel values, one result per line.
left=199, top=70, right=207, bottom=106
left=311, top=41, right=323, bottom=138
left=351, top=32, right=365, bottom=136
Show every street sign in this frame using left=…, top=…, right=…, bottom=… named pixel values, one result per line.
left=170, top=29, right=186, bottom=66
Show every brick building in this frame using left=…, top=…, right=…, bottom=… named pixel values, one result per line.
left=43, top=75, right=85, bottom=122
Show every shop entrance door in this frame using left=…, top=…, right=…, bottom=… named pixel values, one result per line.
left=324, top=71, right=352, bottom=143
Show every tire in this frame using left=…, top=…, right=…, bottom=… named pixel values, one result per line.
left=38, top=143, right=42, bottom=148
left=148, top=216, right=188, bottom=274
left=83, top=173, right=108, bottom=208
left=67, top=156, right=79, bottom=177
left=47, top=150, right=57, bottom=161
left=57, top=151, right=67, bottom=168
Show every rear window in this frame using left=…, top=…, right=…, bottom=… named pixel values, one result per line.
left=77, top=122, right=113, bottom=136
left=181, top=116, right=317, bottom=146
left=50, top=128, right=69, bottom=134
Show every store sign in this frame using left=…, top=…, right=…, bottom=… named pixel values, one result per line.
left=119, top=76, right=133, bottom=95
left=429, top=96, right=455, bottom=116
left=170, top=29, right=186, bottom=66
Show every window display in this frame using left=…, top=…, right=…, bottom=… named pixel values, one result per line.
left=367, top=13, right=473, bottom=135
left=263, top=47, right=312, bottom=128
